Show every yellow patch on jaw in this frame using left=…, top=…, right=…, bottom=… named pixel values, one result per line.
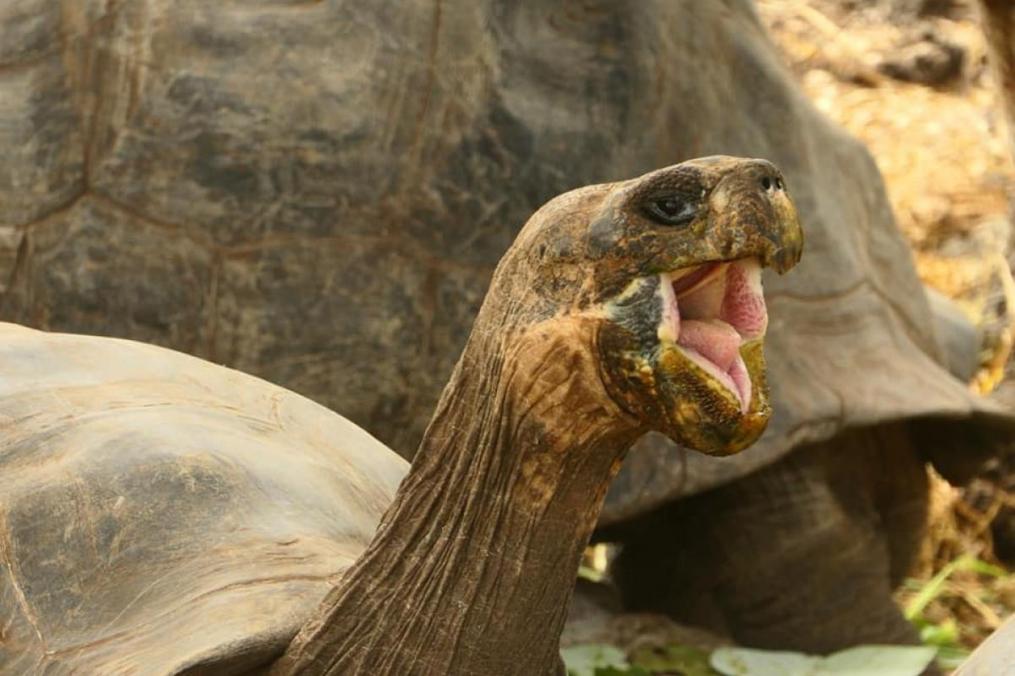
left=659, top=348, right=743, bottom=419
left=654, top=338, right=770, bottom=455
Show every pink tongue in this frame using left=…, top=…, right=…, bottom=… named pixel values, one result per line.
left=678, top=320, right=742, bottom=372
left=721, top=263, right=767, bottom=337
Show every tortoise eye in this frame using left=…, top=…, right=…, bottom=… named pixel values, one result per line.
left=644, top=196, right=697, bottom=226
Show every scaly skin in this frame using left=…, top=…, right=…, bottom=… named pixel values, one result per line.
left=275, top=156, right=803, bottom=675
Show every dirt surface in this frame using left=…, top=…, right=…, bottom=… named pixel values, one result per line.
left=759, top=0, right=1015, bottom=392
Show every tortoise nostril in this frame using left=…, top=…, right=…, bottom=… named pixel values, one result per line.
left=759, top=173, right=784, bottom=193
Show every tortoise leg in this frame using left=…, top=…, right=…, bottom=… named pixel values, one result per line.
left=611, top=423, right=928, bottom=653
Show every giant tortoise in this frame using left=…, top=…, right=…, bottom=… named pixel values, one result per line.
left=0, top=158, right=803, bottom=674
left=1, top=0, right=1012, bottom=655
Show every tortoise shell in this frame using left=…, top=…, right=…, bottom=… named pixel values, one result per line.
left=0, top=1, right=1009, bottom=542
left=0, top=322, right=406, bottom=672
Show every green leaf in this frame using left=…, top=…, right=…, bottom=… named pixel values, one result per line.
left=820, top=645, right=938, bottom=674
left=710, top=647, right=820, bottom=675
left=917, top=618, right=960, bottom=647
left=595, top=666, right=651, bottom=676
left=964, top=557, right=1007, bottom=578
left=630, top=643, right=719, bottom=675
left=562, top=644, right=630, bottom=676
left=904, top=554, right=1007, bottom=621
left=932, top=644, right=972, bottom=670
left=904, top=556, right=967, bottom=620
left=709, top=645, right=937, bottom=676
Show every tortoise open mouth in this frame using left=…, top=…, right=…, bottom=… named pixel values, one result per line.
left=599, top=254, right=773, bottom=454
left=657, top=259, right=767, bottom=413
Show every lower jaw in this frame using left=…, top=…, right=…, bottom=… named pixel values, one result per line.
left=653, top=340, right=771, bottom=454
left=677, top=347, right=752, bottom=413
left=658, top=338, right=764, bottom=410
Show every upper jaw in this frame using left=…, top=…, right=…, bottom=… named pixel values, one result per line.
left=656, top=258, right=767, bottom=413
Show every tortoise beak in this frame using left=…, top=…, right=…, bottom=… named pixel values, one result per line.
left=767, top=190, right=803, bottom=274
left=710, top=159, right=804, bottom=275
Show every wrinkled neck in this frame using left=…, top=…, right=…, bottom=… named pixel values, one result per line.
left=274, top=318, right=642, bottom=676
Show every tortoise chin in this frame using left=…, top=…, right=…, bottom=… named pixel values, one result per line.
left=655, top=334, right=771, bottom=456
left=601, top=258, right=773, bottom=456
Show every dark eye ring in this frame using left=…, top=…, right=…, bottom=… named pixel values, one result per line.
left=644, top=196, right=696, bottom=226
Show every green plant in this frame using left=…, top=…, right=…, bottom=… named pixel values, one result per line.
left=902, top=553, right=1008, bottom=667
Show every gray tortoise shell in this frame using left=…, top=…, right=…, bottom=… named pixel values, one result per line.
left=0, top=0, right=1009, bottom=531
left=0, top=322, right=408, bottom=672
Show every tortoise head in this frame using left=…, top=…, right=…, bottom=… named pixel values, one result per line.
left=490, top=156, right=803, bottom=456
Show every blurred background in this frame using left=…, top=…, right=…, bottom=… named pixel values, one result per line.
left=763, top=0, right=1015, bottom=666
